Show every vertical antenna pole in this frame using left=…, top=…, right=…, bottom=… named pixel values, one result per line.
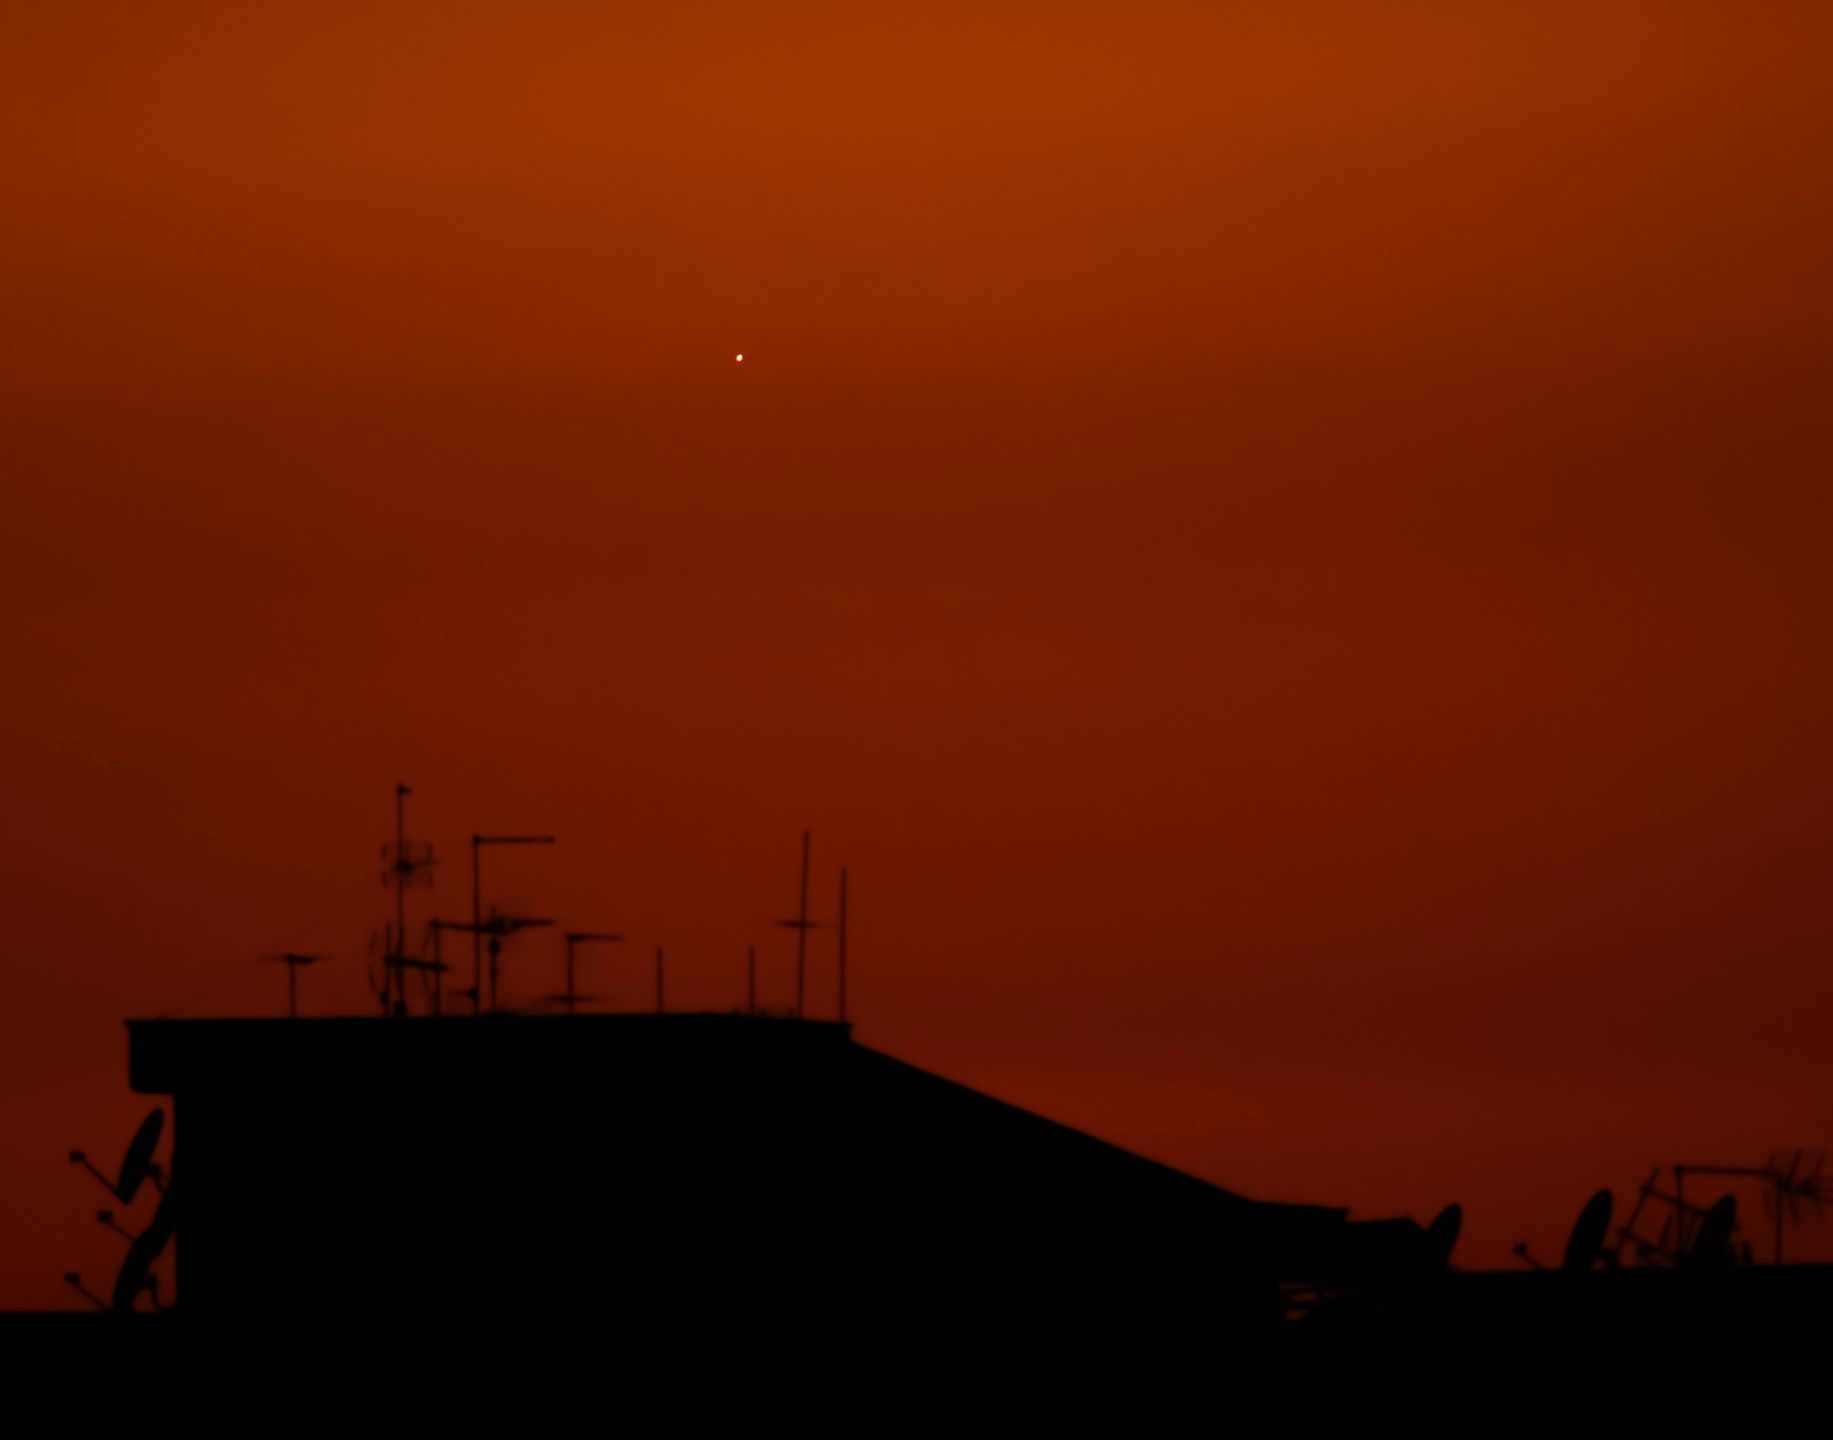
left=795, top=829, right=810, bottom=1018
left=837, top=866, right=848, bottom=1024
left=747, top=943, right=757, bottom=1014
left=488, top=929, right=502, bottom=1015
left=655, top=947, right=665, bottom=1014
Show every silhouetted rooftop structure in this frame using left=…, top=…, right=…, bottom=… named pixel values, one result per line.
left=124, top=1012, right=1387, bottom=1338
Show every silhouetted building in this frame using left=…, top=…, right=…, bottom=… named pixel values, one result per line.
left=124, top=1013, right=1378, bottom=1340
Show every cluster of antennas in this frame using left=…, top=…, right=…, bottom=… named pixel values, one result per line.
left=269, top=786, right=851, bottom=1024
left=1515, top=1150, right=1829, bottom=1272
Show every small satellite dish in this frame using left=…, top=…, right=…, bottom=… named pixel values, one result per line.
left=115, top=1109, right=164, bottom=1205
left=109, top=1188, right=177, bottom=1314
left=1687, top=1194, right=1737, bottom=1269
left=1424, top=1204, right=1462, bottom=1267
left=1561, top=1189, right=1613, bottom=1272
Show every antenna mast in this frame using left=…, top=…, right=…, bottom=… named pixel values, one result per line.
left=470, top=833, right=557, bottom=1015
left=555, top=932, right=622, bottom=1016
left=775, top=830, right=816, bottom=1017
left=268, top=953, right=321, bottom=1020
left=380, top=784, right=435, bottom=1015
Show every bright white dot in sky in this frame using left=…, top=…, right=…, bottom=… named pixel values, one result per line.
left=735, top=353, right=744, bottom=363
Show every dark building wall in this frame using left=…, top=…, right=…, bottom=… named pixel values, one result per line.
left=129, top=1015, right=1341, bottom=1336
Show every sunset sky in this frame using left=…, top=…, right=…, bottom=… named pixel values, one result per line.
left=5, top=2, right=1833, bottom=1308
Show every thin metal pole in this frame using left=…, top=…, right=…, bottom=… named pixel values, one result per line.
left=837, top=866, right=848, bottom=1023
left=488, top=931, right=502, bottom=1015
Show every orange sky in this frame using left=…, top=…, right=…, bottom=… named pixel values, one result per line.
left=5, top=2, right=1833, bottom=1308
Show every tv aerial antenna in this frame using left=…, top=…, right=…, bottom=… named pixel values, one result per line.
left=417, top=918, right=500, bottom=1017
left=470, top=833, right=556, bottom=1014
left=775, top=830, right=818, bottom=1017
left=263, top=953, right=321, bottom=1019
left=1674, top=1150, right=1829, bottom=1264
left=552, top=931, right=622, bottom=1016
left=441, top=909, right=555, bottom=1014
left=378, top=783, right=437, bottom=1016
left=1614, top=1167, right=1747, bottom=1266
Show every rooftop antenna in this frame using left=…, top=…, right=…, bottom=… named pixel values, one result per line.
left=1613, top=1167, right=1662, bottom=1263
left=383, top=943, right=450, bottom=1017
left=426, top=918, right=500, bottom=1016
left=380, top=784, right=436, bottom=1014
left=366, top=925, right=429, bottom=1018
left=420, top=921, right=454, bottom=1017
left=481, top=909, right=555, bottom=1015
left=775, top=830, right=816, bottom=1017
left=264, top=953, right=321, bottom=1019
left=471, top=833, right=556, bottom=1015
left=554, top=932, right=623, bottom=1016
left=1764, top=1150, right=1830, bottom=1261
left=69, top=1109, right=166, bottom=1205
left=1674, top=1151, right=1829, bottom=1264
left=1615, top=1167, right=1740, bottom=1266
left=836, top=866, right=849, bottom=1023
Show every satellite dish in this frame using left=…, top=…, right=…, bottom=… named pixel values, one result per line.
left=1561, top=1189, right=1613, bottom=1272
left=71, top=1110, right=165, bottom=1204
left=1687, top=1194, right=1737, bottom=1269
left=1424, top=1204, right=1462, bottom=1267
left=110, top=1186, right=177, bottom=1313
left=116, top=1109, right=164, bottom=1206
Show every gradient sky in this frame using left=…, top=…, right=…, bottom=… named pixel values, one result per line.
left=5, top=1, right=1833, bottom=1308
